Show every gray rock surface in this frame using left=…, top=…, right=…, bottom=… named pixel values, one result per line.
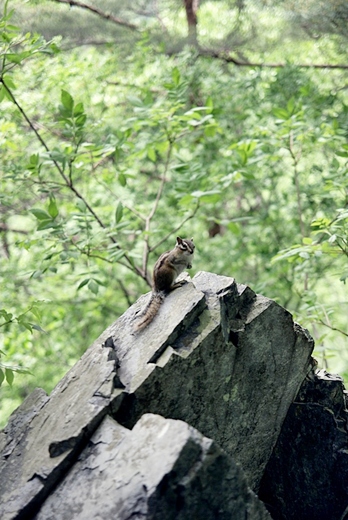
left=34, top=413, right=272, bottom=520
left=112, top=271, right=314, bottom=490
left=259, top=369, right=348, bottom=520
left=0, top=271, right=315, bottom=519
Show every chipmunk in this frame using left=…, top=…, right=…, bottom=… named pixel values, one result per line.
left=134, top=237, right=195, bottom=332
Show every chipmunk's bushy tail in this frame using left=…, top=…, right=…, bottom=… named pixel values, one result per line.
left=134, top=291, right=166, bottom=331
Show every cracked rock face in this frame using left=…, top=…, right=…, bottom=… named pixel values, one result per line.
left=112, top=272, right=314, bottom=490
left=0, top=271, right=315, bottom=519
left=34, top=413, right=272, bottom=520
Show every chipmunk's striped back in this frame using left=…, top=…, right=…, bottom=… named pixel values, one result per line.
left=133, top=237, right=195, bottom=332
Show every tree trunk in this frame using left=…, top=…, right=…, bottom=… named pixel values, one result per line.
left=183, top=0, right=199, bottom=45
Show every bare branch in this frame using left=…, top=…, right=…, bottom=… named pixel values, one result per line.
left=50, top=0, right=139, bottom=31
left=316, top=319, right=348, bottom=338
left=288, top=131, right=306, bottom=239
left=117, top=278, right=134, bottom=307
left=150, top=202, right=200, bottom=253
left=141, top=143, right=173, bottom=282
left=199, top=49, right=348, bottom=70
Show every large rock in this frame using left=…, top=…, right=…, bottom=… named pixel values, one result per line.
left=112, top=271, right=314, bottom=490
left=259, top=370, right=348, bottom=520
left=0, top=271, right=315, bottom=519
left=34, top=413, right=272, bottom=520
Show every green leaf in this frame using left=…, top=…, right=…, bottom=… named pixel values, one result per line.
left=30, top=208, right=52, bottom=221
left=110, top=249, right=125, bottom=262
left=115, top=202, right=123, bottom=224
left=77, top=278, right=90, bottom=290
left=0, top=309, right=13, bottom=322
left=147, top=147, right=156, bottom=162
left=227, top=222, right=240, bottom=235
left=48, top=196, right=59, bottom=219
left=179, top=194, right=194, bottom=206
left=88, top=279, right=99, bottom=295
left=5, top=53, right=21, bottom=64
left=204, top=125, right=217, bottom=137
left=30, top=270, right=42, bottom=280
left=30, top=306, right=42, bottom=320
left=272, top=107, right=290, bottom=120
left=75, top=114, right=86, bottom=128
left=191, top=190, right=221, bottom=203
left=76, top=199, right=87, bottom=212
left=32, top=324, right=46, bottom=333
left=118, top=173, right=127, bottom=187
left=19, top=321, right=33, bottom=332
left=5, top=24, right=20, bottom=32
left=5, top=368, right=14, bottom=387
left=37, top=220, right=57, bottom=231
left=127, top=95, right=143, bottom=107
left=2, top=75, right=16, bottom=89
left=49, top=150, right=67, bottom=164
left=340, top=273, right=348, bottom=284
left=0, top=86, right=5, bottom=103
left=206, top=96, right=214, bottom=109
left=172, top=67, right=180, bottom=86
left=0, top=369, right=4, bottom=387
left=74, top=102, right=85, bottom=116
left=61, top=89, right=74, bottom=112
left=287, top=97, right=295, bottom=114
left=29, top=153, right=40, bottom=166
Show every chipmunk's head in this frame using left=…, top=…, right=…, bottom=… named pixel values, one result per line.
left=176, top=236, right=195, bottom=255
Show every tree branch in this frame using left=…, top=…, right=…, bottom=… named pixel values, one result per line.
left=289, top=131, right=305, bottom=239
left=150, top=201, right=200, bottom=253
left=316, top=319, right=348, bottom=338
left=116, top=278, right=134, bottom=307
left=50, top=0, right=139, bottom=31
left=141, top=143, right=173, bottom=283
left=0, top=80, right=146, bottom=280
left=199, top=49, right=348, bottom=69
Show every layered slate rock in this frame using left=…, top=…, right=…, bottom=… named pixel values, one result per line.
left=259, top=370, right=348, bottom=520
left=0, top=271, right=315, bottom=519
left=112, top=271, right=314, bottom=490
left=34, top=413, right=272, bottom=520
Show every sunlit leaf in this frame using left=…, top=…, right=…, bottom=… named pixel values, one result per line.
left=115, top=202, right=123, bottom=224
left=5, top=368, right=14, bottom=387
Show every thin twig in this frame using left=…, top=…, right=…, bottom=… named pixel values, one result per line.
left=289, top=131, right=305, bottom=239
left=150, top=201, right=200, bottom=253
left=199, top=49, right=348, bottom=70
left=117, top=278, right=134, bottom=307
left=141, top=142, right=173, bottom=279
left=50, top=0, right=139, bottom=31
left=317, top=319, right=348, bottom=338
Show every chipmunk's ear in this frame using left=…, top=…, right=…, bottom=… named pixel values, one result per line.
left=176, top=236, right=183, bottom=244
left=191, top=237, right=194, bottom=241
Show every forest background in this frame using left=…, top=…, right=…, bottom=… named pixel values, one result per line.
left=1, top=0, right=348, bottom=427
